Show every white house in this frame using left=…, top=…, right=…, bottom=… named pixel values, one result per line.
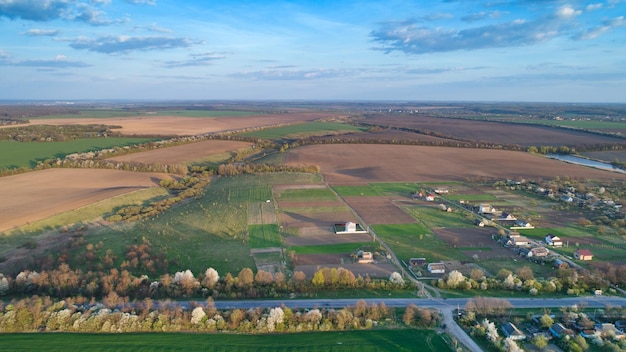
left=427, top=262, right=445, bottom=274
left=545, top=234, right=563, bottom=247
left=479, top=204, right=496, bottom=214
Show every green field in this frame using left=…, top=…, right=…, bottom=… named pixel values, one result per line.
left=55, top=173, right=321, bottom=276
left=333, top=183, right=417, bottom=197
left=333, top=185, right=382, bottom=197
left=0, top=138, right=157, bottom=168
left=239, top=122, right=365, bottom=139
left=289, top=242, right=378, bottom=254
left=249, top=224, right=282, bottom=248
left=371, top=224, right=467, bottom=262
left=0, top=329, right=450, bottom=352
left=277, top=188, right=337, bottom=202
left=444, top=193, right=497, bottom=202
left=402, top=206, right=473, bottom=229
left=33, top=109, right=258, bottom=119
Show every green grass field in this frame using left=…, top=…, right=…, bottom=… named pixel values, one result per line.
left=249, top=224, right=282, bottom=248
left=371, top=224, right=468, bottom=262
left=289, top=242, right=378, bottom=254
left=277, top=188, right=337, bottom=202
left=370, top=183, right=417, bottom=196
left=0, top=329, right=450, bottom=352
left=239, top=122, right=365, bottom=139
left=57, top=173, right=321, bottom=276
left=444, top=193, right=497, bottom=202
left=401, top=206, right=473, bottom=229
left=0, top=138, right=157, bottom=168
left=333, top=185, right=382, bottom=197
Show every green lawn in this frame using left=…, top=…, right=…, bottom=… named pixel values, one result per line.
left=444, top=193, right=497, bottom=202
left=371, top=223, right=431, bottom=236
left=239, top=122, right=366, bottom=139
left=0, top=329, right=450, bottom=352
left=0, top=138, right=157, bottom=169
left=370, top=183, right=418, bottom=196
left=249, top=224, right=282, bottom=249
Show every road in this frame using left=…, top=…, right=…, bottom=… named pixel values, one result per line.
left=199, top=296, right=626, bottom=352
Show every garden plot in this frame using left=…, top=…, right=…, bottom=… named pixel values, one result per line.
left=432, top=228, right=508, bottom=260
left=248, top=201, right=277, bottom=225
left=343, top=196, right=416, bottom=224
left=294, top=263, right=396, bottom=279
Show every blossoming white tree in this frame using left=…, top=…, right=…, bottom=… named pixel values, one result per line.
left=389, top=272, right=405, bottom=285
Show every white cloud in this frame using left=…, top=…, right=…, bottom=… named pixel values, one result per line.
left=24, top=28, right=60, bottom=36
left=0, top=0, right=74, bottom=21
left=124, top=0, right=156, bottom=5
left=555, top=6, right=581, bottom=19
left=69, top=35, right=193, bottom=53
left=163, top=52, right=225, bottom=68
left=585, top=3, right=603, bottom=11
left=233, top=68, right=350, bottom=80
left=0, top=53, right=90, bottom=68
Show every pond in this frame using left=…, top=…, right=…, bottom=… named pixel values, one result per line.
left=547, top=154, right=624, bottom=173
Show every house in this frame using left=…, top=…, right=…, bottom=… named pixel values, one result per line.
left=334, top=222, right=368, bottom=234
left=545, top=234, right=563, bottom=247
left=513, top=220, right=534, bottom=229
left=550, top=323, right=575, bottom=338
left=574, top=249, right=594, bottom=261
left=427, top=262, right=446, bottom=274
left=594, top=323, right=626, bottom=340
left=528, top=247, right=550, bottom=257
left=409, top=258, right=427, bottom=266
left=501, top=322, right=526, bottom=340
left=474, top=219, right=485, bottom=227
left=499, top=212, right=517, bottom=221
left=357, top=251, right=374, bottom=264
left=479, top=203, right=496, bottom=214
left=425, top=194, right=435, bottom=201
left=434, top=188, right=449, bottom=194
left=553, top=258, right=569, bottom=269
left=506, top=234, right=530, bottom=247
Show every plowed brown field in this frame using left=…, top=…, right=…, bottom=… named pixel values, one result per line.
left=26, top=112, right=331, bottom=136
left=108, top=140, right=252, bottom=164
left=285, top=144, right=626, bottom=184
left=0, top=169, right=172, bottom=232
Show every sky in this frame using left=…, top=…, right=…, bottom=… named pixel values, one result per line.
left=0, top=0, right=625, bottom=102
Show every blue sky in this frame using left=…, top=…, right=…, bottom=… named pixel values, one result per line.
left=1, top=0, right=625, bottom=102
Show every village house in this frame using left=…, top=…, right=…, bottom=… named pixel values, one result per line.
left=499, top=212, right=517, bottom=221
left=501, top=322, right=526, bottom=340
left=526, top=247, right=550, bottom=258
left=479, top=203, right=496, bottom=214
left=427, top=262, right=446, bottom=274
left=505, top=234, right=530, bottom=247
left=553, top=258, right=569, bottom=269
left=545, top=234, right=563, bottom=247
left=434, top=187, right=449, bottom=194
left=574, top=249, right=594, bottom=261
left=357, top=251, right=374, bottom=264
left=550, top=323, right=575, bottom=339
left=425, top=193, right=435, bottom=202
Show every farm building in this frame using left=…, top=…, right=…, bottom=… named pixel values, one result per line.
left=501, top=322, right=526, bottom=340
left=550, top=323, right=575, bottom=338
left=434, top=187, right=449, bottom=194
left=574, top=249, right=594, bottom=261
left=553, top=259, right=569, bottom=269
left=357, top=251, right=374, bottom=264
left=334, top=221, right=368, bottom=234
left=528, top=247, right=549, bottom=257
left=427, top=262, right=445, bottom=274
left=505, top=234, right=530, bottom=247
left=545, top=234, right=563, bottom=247
left=409, top=258, right=426, bottom=266
left=479, top=204, right=496, bottom=214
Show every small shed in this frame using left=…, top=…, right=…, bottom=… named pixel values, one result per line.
left=427, top=262, right=445, bottom=274
left=501, top=322, right=526, bottom=340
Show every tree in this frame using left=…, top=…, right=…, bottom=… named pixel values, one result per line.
left=532, top=335, right=548, bottom=349
left=202, top=268, right=219, bottom=288
left=446, top=270, right=466, bottom=289
left=237, top=268, right=254, bottom=288
left=389, top=272, right=405, bottom=286
left=403, top=304, right=416, bottom=325
left=539, top=314, right=554, bottom=329
left=516, top=266, right=534, bottom=281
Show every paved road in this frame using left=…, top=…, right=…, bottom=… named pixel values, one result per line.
left=201, top=296, right=626, bottom=352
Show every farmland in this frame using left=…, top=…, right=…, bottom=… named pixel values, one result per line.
left=239, top=121, right=366, bottom=139
left=0, top=329, right=449, bottom=352
left=0, top=137, right=156, bottom=169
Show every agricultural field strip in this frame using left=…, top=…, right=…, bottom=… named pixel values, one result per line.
left=0, top=137, right=157, bottom=169
left=32, top=110, right=263, bottom=119
left=238, top=121, right=366, bottom=139
left=288, top=242, right=378, bottom=254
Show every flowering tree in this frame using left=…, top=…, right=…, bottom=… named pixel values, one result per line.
left=202, top=268, right=219, bottom=288
left=389, top=272, right=405, bottom=286
left=191, top=306, right=206, bottom=325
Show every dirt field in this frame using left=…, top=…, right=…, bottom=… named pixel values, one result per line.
left=343, top=196, right=416, bottom=224
left=25, top=112, right=331, bottom=136
left=285, top=144, right=626, bottom=184
left=0, top=168, right=173, bottom=232
left=108, top=140, right=252, bottom=164
left=581, top=150, right=626, bottom=163
left=433, top=228, right=510, bottom=260
left=360, top=115, right=626, bottom=147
